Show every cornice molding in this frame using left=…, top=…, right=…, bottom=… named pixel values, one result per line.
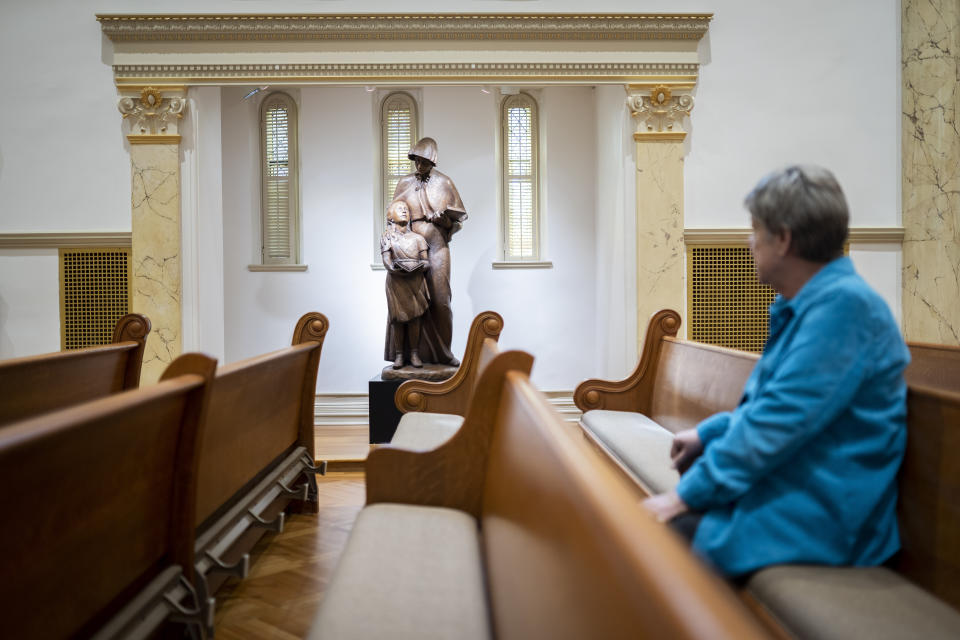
left=97, top=14, right=713, bottom=42
left=111, top=64, right=700, bottom=86
left=684, top=227, right=906, bottom=245
left=0, top=232, right=132, bottom=249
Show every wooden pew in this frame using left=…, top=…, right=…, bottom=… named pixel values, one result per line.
left=0, top=353, right=215, bottom=639
left=192, top=312, right=329, bottom=621
left=0, top=313, right=151, bottom=425
left=574, top=310, right=960, bottom=638
left=389, top=310, right=504, bottom=450
left=310, top=355, right=771, bottom=639
left=574, top=309, right=757, bottom=494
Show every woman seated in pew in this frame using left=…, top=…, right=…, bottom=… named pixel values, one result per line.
left=643, top=165, right=910, bottom=578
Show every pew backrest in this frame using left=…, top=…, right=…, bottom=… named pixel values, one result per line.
left=574, top=309, right=758, bottom=434
left=482, top=371, right=772, bottom=640
left=196, top=342, right=321, bottom=526
left=395, top=310, right=504, bottom=414
left=195, top=312, right=327, bottom=527
left=897, top=382, right=960, bottom=610
left=649, top=337, right=757, bottom=434
left=0, top=313, right=151, bottom=425
left=0, top=353, right=214, bottom=639
left=905, top=342, right=960, bottom=392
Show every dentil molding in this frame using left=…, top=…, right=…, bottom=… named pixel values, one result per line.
left=97, top=14, right=713, bottom=42
left=98, top=13, right=710, bottom=86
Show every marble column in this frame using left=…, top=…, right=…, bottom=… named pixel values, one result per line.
left=627, top=85, right=693, bottom=347
left=119, top=88, right=186, bottom=383
left=902, top=0, right=960, bottom=344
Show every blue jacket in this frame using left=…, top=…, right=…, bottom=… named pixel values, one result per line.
left=676, top=257, right=909, bottom=577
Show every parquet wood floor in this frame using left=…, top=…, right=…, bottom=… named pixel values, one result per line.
left=213, top=471, right=365, bottom=639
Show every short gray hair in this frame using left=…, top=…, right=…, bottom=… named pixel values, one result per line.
left=744, top=165, right=849, bottom=263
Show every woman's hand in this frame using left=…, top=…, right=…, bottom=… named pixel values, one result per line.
left=671, top=429, right=704, bottom=474
left=642, top=491, right=689, bottom=523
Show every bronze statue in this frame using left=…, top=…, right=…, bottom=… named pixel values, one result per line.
left=389, top=137, right=468, bottom=368
left=381, top=200, right=430, bottom=369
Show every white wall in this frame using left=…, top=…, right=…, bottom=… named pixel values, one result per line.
left=0, top=250, right=60, bottom=357
left=684, top=1, right=900, bottom=228
left=0, top=0, right=902, bottom=377
left=222, top=85, right=598, bottom=392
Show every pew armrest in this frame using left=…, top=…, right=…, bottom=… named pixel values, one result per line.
left=573, top=309, right=680, bottom=413
left=395, top=311, right=503, bottom=415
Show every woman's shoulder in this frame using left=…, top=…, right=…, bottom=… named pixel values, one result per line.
left=392, top=174, right=418, bottom=195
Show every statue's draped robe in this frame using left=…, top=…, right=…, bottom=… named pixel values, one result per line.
left=382, top=230, right=430, bottom=359
left=392, top=170, right=467, bottom=364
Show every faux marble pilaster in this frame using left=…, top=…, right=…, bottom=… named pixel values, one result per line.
left=635, top=140, right=685, bottom=346
left=131, top=143, right=182, bottom=383
left=902, top=0, right=960, bottom=344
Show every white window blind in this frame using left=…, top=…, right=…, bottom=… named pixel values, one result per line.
left=501, top=93, right=540, bottom=261
left=261, top=93, right=299, bottom=265
left=377, top=93, right=418, bottom=260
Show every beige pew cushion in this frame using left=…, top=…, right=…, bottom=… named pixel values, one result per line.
left=390, top=412, right=465, bottom=451
left=309, top=503, right=490, bottom=640
left=580, top=410, right=679, bottom=494
left=748, top=565, right=960, bottom=640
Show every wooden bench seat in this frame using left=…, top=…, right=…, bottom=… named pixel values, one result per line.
left=192, top=312, right=329, bottom=623
left=574, top=309, right=960, bottom=639
left=389, top=310, right=503, bottom=450
left=0, top=352, right=215, bottom=639
left=310, top=351, right=771, bottom=640
left=0, top=312, right=150, bottom=426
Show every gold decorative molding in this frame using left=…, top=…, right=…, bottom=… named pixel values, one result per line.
left=126, top=134, right=182, bottom=144
left=97, top=13, right=713, bottom=42
left=110, top=64, right=701, bottom=87
left=116, top=84, right=187, bottom=94
left=0, top=232, right=131, bottom=249
left=628, top=84, right=694, bottom=136
left=633, top=132, right=687, bottom=141
left=118, top=87, right=185, bottom=136
left=684, top=227, right=906, bottom=245
left=848, top=227, right=907, bottom=242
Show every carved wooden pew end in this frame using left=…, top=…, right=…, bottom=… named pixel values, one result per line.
left=390, top=310, right=505, bottom=451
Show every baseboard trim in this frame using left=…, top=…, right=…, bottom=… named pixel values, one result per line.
left=314, top=390, right=580, bottom=427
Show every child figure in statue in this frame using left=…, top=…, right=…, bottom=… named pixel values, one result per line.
left=382, top=199, right=431, bottom=369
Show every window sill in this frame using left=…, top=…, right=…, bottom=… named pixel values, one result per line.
left=492, top=260, right=553, bottom=270
left=248, top=264, right=308, bottom=272
left=370, top=263, right=385, bottom=271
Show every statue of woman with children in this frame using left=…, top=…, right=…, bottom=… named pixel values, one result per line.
left=381, top=137, right=468, bottom=374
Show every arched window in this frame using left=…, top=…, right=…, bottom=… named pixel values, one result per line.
left=500, top=93, right=540, bottom=261
left=377, top=92, right=419, bottom=260
left=260, top=92, right=300, bottom=265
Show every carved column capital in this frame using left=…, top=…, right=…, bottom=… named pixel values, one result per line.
left=627, top=84, right=694, bottom=141
left=118, top=86, right=186, bottom=141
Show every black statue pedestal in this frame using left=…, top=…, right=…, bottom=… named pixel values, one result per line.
left=368, top=364, right=458, bottom=444
left=368, top=375, right=404, bottom=444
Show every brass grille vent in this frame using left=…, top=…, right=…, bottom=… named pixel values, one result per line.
left=687, top=246, right=776, bottom=353
left=60, top=248, right=131, bottom=350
